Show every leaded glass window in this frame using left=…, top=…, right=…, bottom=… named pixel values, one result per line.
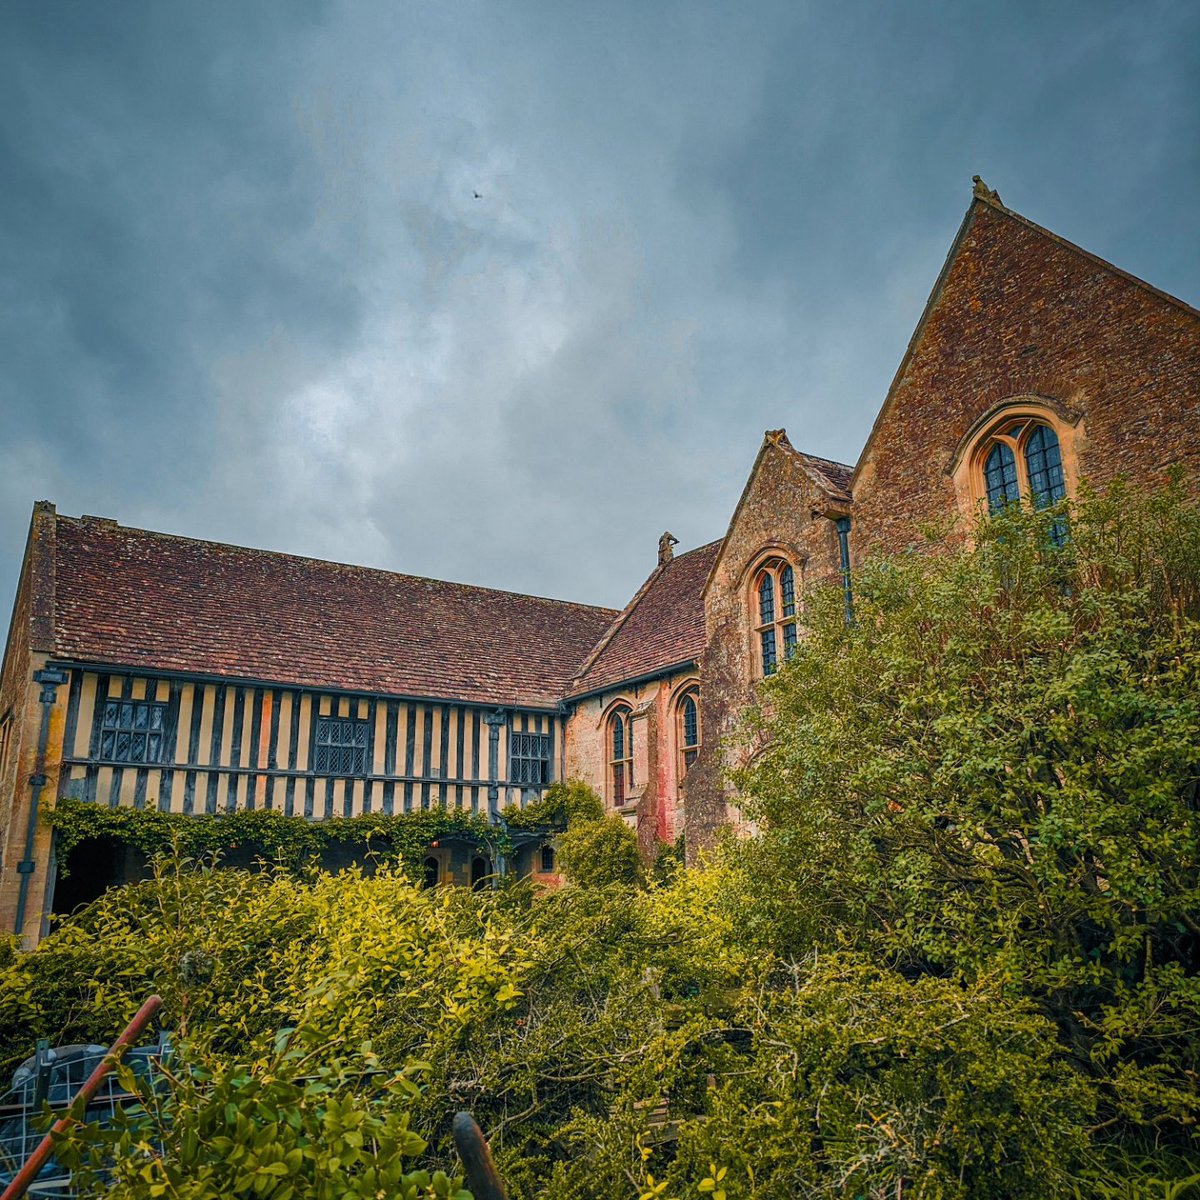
left=972, top=416, right=1073, bottom=545
left=313, top=715, right=370, bottom=776
left=780, top=565, right=795, bottom=617
left=609, top=706, right=633, bottom=807
left=1024, top=424, right=1066, bottom=510
left=754, top=559, right=800, bottom=677
left=510, top=732, right=552, bottom=786
left=679, top=691, right=700, bottom=774
left=760, top=627, right=777, bottom=676
left=758, top=572, right=775, bottom=625
left=98, top=699, right=168, bottom=764
left=984, top=441, right=1019, bottom=514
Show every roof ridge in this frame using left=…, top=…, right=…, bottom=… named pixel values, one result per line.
left=794, top=449, right=855, bottom=471
left=670, top=537, right=724, bottom=561
left=54, top=512, right=619, bottom=616
left=568, top=538, right=724, bottom=689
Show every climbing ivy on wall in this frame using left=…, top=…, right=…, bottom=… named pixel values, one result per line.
left=46, top=799, right=501, bottom=878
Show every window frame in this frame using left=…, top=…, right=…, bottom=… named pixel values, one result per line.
left=311, top=713, right=372, bottom=777
left=509, top=731, right=553, bottom=787
left=752, top=558, right=800, bottom=677
left=677, top=688, right=701, bottom=778
left=976, top=419, right=1067, bottom=515
left=96, top=698, right=170, bottom=765
left=951, top=400, right=1079, bottom=523
left=608, top=704, right=634, bottom=808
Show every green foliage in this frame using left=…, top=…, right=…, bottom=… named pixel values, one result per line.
left=556, top=814, right=645, bottom=888
left=502, top=779, right=604, bottom=830
left=56, top=1026, right=471, bottom=1200
left=735, top=480, right=1200, bottom=1163
left=3, top=480, right=1197, bottom=1198
left=48, top=798, right=498, bottom=878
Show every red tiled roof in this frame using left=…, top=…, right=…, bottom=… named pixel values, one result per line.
left=49, top=515, right=619, bottom=709
left=568, top=539, right=722, bottom=698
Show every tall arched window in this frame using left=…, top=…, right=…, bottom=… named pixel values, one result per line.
left=609, top=704, right=633, bottom=807
left=753, top=559, right=799, bottom=677
left=977, top=421, right=1067, bottom=515
left=677, top=689, right=700, bottom=776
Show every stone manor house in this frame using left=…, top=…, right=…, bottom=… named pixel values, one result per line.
left=1, top=180, right=1197, bottom=944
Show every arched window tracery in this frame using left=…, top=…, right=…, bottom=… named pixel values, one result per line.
left=752, top=558, right=799, bottom=676
left=971, top=416, right=1069, bottom=516
left=608, top=704, right=634, bottom=807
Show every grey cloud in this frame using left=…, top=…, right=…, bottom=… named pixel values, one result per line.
left=1, top=0, right=1196, bottom=615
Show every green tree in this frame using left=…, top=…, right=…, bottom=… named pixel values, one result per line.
left=735, top=481, right=1200, bottom=1161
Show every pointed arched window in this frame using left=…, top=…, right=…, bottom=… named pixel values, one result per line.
left=753, top=559, right=800, bottom=676
left=609, top=704, right=633, bottom=807
left=677, top=689, right=701, bottom=776
left=972, top=417, right=1071, bottom=544
left=1024, top=424, right=1066, bottom=510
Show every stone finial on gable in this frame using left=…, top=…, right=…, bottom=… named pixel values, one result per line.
left=658, top=531, right=678, bottom=565
left=972, top=175, right=1002, bottom=206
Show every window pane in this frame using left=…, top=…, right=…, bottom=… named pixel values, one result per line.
left=758, top=572, right=775, bottom=626
left=1024, top=424, right=1066, bottom=510
left=761, top=628, right=777, bottom=676
left=781, top=565, right=795, bottom=618
left=783, top=622, right=798, bottom=657
left=682, top=695, right=698, bottom=747
left=313, top=716, right=368, bottom=775
left=612, top=714, right=624, bottom=761
left=984, top=441, right=1019, bottom=514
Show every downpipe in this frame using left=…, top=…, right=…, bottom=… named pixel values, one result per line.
left=13, top=667, right=67, bottom=938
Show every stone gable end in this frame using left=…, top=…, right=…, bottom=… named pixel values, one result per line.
left=853, top=201, right=1200, bottom=558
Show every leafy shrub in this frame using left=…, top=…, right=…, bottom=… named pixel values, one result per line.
left=557, top=815, right=644, bottom=888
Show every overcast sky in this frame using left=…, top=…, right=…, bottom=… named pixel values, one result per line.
left=2, top=0, right=1197, bottom=612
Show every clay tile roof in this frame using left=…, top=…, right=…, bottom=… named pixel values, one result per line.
left=778, top=441, right=854, bottom=501
left=568, top=539, right=723, bottom=698
left=50, top=515, right=619, bottom=710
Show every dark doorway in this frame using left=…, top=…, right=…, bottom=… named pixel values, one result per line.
left=470, top=856, right=491, bottom=890
left=423, top=856, right=440, bottom=889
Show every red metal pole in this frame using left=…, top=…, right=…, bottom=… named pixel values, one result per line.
left=0, top=994, right=163, bottom=1200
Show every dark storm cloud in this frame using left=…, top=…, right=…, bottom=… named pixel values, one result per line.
left=1, top=0, right=1197, bottom=611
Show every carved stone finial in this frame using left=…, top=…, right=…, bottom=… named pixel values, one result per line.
left=972, top=175, right=1002, bottom=206
left=658, top=531, right=678, bottom=565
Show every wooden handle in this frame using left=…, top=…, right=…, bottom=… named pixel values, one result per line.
left=452, top=1111, right=508, bottom=1200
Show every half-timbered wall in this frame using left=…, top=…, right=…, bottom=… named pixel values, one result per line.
left=56, top=668, right=564, bottom=818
